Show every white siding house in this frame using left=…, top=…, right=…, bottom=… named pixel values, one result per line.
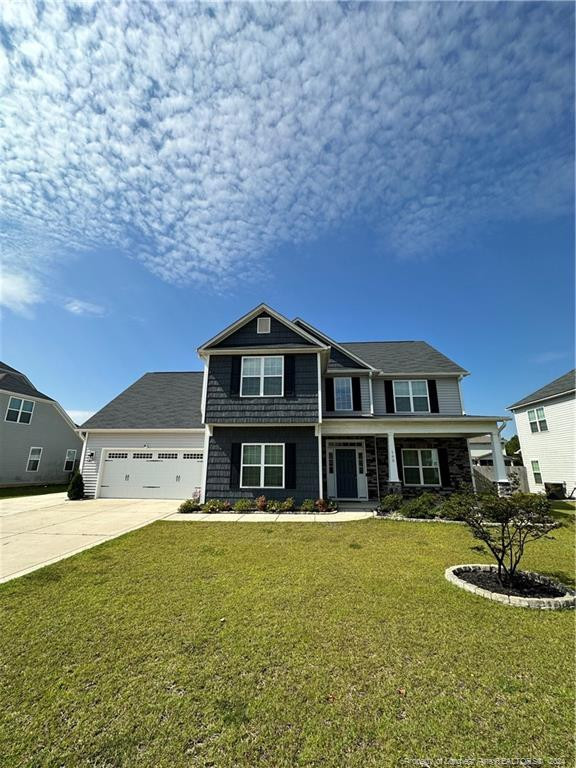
left=509, top=370, right=575, bottom=496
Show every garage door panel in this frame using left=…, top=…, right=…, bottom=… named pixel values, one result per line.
left=99, top=450, right=203, bottom=499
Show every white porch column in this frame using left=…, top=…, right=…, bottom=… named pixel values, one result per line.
left=387, top=431, right=400, bottom=482
left=491, top=429, right=509, bottom=486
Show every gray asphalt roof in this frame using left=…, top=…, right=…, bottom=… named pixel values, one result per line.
left=508, top=369, right=576, bottom=410
left=0, top=366, right=54, bottom=401
left=80, top=372, right=204, bottom=430
left=340, top=341, right=468, bottom=375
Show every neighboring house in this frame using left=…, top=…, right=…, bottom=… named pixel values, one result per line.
left=468, top=434, right=522, bottom=466
left=78, top=304, right=509, bottom=502
left=508, top=369, right=575, bottom=496
left=0, top=361, right=83, bottom=487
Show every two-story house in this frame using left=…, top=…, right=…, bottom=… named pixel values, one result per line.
left=509, top=369, right=575, bottom=496
left=0, top=361, right=83, bottom=487
left=78, top=305, right=509, bottom=502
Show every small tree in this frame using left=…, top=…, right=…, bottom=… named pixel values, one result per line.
left=458, top=492, right=557, bottom=587
left=67, top=470, right=84, bottom=500
left=505, top=434, right=520, bottom=457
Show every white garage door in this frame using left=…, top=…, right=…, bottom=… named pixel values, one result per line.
left=99, top=450, right=203, bottom=499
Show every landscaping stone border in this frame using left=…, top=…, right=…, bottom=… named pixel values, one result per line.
left=445, top=564, right=576, bottom=610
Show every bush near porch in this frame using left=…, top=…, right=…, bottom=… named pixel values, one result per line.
left=0, top=504, right=573, bottom=767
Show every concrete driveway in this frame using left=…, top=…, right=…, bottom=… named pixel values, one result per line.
left=0, top=493, right=177, bottom=583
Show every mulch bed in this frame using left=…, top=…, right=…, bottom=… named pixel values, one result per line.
left=458, top=569, right=567, bottom=598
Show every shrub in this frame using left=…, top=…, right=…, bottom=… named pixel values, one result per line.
left=435, top=493, right=469, bottom=521
left=256, top=495, right=267, bottom=511
left=202, top=499, right=232, bottom=513
left=300, top=498, right=315, bottom=513
left=267, top=499, right=282, bottom=513
left=379, top=493, right=403, bottom=514
left=281, top=497, right=295, bottom=512
left=67, top=470, right=84, bottom=500
left=315, top=498, right=336, bottom=514
left=178, top=498, right=202, bottom=513
left=460, top=491, right=558, bottom=587
left=401, top=492, right=443, bottom=519
left=233, top=498, right=254, bottom=512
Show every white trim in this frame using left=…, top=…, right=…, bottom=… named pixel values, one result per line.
left=200, top=360, right=208, bottom=424
left=333, top=377, right=353, bottom=411
left=321, top=418, right=508, bottom=437
left=393, top=380, right=430, bottom=413
left=368, top=374, right=374, bottom=416
left=79, top=428, right=206, bottom=433
left=198, top=303, right=327, bottom=352
left=372, top=372, right=469, bottom=378
left=317, top=425, right=323, bottom=498
left=325, top=439, right=368, bottom=499
left=240, top=355, right=284, bottom=398
left=26, top=446, right=43, bottom=472
left=401, top=447, right=441, bottom=487
left=200, top=425, right=211, bottom=503
left=4, top=395, right=35, bottom=425
left=387, top=431, right=400, bottom=483
left=203, top=346, right=325, bottom=357
left=508, top=388, right=575, bottom=411
left=240, top=443, right=285, bottom=489
left=79, top=430, right=88, bottom=473
left=317, top=353, right=323, bottom=424
left=63, top=449, right=77, bottom=472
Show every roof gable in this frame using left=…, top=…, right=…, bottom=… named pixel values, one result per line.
left=199, top=304, right=325, bottom=352
left=292, top=319, right=372, bottom=370
left=0, top=371, right=54, bottom=401
left=508, top=369, right=576, bottom=410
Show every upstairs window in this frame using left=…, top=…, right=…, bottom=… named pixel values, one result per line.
left=334, top=377, right=353, bottom=411
left=257, top=316, right=271, bottom=334
left=5, top=397, right=35, bottom=424
left=26, top=447, right=43, bottom=472
left=393, top=381, right=430, bottom=412
left=63, top=449, right=76, bottom=472
left=241, top=356, right=283, bottom=397
left=528, top=408, right=548, bottom=433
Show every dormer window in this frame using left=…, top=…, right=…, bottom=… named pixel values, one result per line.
left=257, top=317, right=271, bottom=334
left=241, top=356, right=283, bottom=397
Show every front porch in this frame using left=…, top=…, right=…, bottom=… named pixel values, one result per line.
left=321, top=421, right=510, bottom=500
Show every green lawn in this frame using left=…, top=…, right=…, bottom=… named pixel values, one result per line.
left=1, top=504, right=574, bottom=767
left=0, top=483, right=67, bottom=499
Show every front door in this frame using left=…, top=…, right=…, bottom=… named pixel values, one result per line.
left=336, top=449, right=358, bottom=498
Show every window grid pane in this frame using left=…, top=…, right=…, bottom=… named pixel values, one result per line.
left=264, top=466, right=283, bottom=487
left=394, top=381, right=410, bottom=396
left=241, top=377, right=260, bottom=396
left=263, top=377, right=282, bottom=396
left=243, top=445, right=261, bottom=464
left=264, top=445, right=283, bottom=464
left=21, top=401, right=34, bottom=413
left=395, top=397, right=412, bottom=412
left=404, top=467, right=421, bottom=485
left=242, top=466, right=261, bottom=486
left=263, top=357, right=282, bottom=376
left=334, top=378, right=352, bottom=410
left=412, top=397, right=429, bottom=412
left=403, top=450, right=419, bottom=466
left=411, top=381, right=427, bottom=396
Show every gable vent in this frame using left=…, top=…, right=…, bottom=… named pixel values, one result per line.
left=257, top=316, right=271, bottom=334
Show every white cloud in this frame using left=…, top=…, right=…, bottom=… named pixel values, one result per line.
left=64, top=299, right=106, bottom=317
left=0, top=1, right=572, bottom=294
left=0, top=271, right=42, bottom=316
left=530, top=351, right=570, bottom=365
left=66, top=409, right=95, bottom=425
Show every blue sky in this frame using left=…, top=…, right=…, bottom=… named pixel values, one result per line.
left=0, top=1, right=574, bottom=434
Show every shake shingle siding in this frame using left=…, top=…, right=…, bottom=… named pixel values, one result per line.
left=208, top=314, right=318, bottom=349
left=204, top=354, right=319, bottom=423
left=205, top=426, right=319, bottom=504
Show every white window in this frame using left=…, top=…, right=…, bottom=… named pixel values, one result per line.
left=132, top=452, right=153, bottom=459
left=26, top=447, right=43, bottom=472
left=108, top=452, right=128, bottom=459
left=183, top=453, right=203, bottom=460
left=528, top=408, right=548, bottom=433
left=393, top=381, right=430, bottom=412
left=241, top=356, right=283, bottom=397
left=5, top=396, right=35, bottom=424
left=63, top=449, right=76, bottom=472
left=531, top=460, right=543, bottom=484
left=402, top=448, right=440, bottom=486
left=241, top=443, right=284, bottom=488
left=158, top=452, right=178, bottom=459
left=334, top=378, right=353, bottom=411
left=257, top=316, right=271, bottom=334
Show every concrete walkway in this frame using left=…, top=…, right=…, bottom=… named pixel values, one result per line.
left=0, top=493, right=373, bottom=584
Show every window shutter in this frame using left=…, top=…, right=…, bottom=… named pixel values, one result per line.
left=325, top=378, right=335, bottom=411
left=285, top=443, right=296, bottom=488
left=230, top=443, right=241, bottom=488
left=230, top=357, right=241, bottom=396
left=395, top=443, right=403, bottom=483
left=438, top=448, right=451, bottom=487
left=428, top=380, right=439, bottom=413
left=352, top=378, right=362, bottom=411
left=384, top=380, right=395, bottom=413
left=284, top=355, right=296, bottom=398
